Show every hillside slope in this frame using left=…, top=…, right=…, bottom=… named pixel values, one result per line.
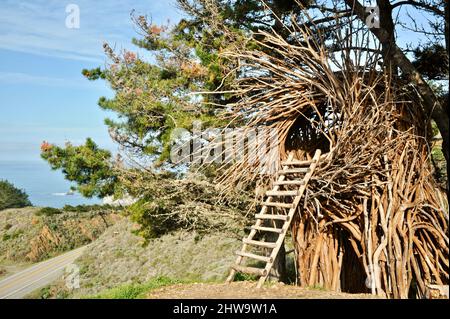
left=31, top=218, right=242, bottom=298
left=0, top=207, right=120, bottom=278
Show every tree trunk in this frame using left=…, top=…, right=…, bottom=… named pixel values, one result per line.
left=445, top=1, right=449, bottom=59
left=376, top=0, right=396, bottom=73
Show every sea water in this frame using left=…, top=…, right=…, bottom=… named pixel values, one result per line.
left=0, top=159, right=101, bottom=208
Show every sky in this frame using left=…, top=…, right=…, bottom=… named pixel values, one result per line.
left=0, top=1, right=444, bottom=205
left=0, top=1, right=441, bottom=162
left=0, top=0, right=184, bottom=162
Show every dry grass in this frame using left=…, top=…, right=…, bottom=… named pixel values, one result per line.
left=0, top=207, right=120, bottom=263
left=34, top=218, right=244, bottom=298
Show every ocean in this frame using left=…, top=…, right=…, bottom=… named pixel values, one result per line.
left=0, top=159, right=101, bottom=208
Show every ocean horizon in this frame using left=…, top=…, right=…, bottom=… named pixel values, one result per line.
left=0, top=159, right=101, bottom=208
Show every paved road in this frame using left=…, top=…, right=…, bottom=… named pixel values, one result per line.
left=0, top=246, right=87, bottom=299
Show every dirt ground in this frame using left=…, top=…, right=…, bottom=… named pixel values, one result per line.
left=146, top=281, right=380, bottom=299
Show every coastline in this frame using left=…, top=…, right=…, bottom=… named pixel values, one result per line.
left=0, top=159, right=100, bottom=208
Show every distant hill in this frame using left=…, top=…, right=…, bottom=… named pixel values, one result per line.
left=0, top=206, right=121, bottom=279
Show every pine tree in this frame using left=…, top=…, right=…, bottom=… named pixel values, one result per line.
left=0, top=180, right=31, bottom=211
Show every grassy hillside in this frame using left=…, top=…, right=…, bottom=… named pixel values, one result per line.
left=0, top=207, right=121, bottom=278
left=29, top=218, right=243, bottom=298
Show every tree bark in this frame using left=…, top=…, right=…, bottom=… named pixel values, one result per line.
left=376, top=0, right=396, bottom=73
left=446, top=0, right=449, bottom=59
left=344, top=0, right=449, bottom=164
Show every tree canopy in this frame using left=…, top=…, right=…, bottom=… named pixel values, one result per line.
left=0, top=180, right=32, bottom=211
left=40, top=0, right=448, bottom=231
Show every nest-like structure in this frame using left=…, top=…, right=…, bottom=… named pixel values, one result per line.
left=213, top=21, right=448, bottom=298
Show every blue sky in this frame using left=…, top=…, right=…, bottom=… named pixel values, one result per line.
left=0, top=1, right=442, bottom=206
left=0, top=1, right=442, bottom=162
left=0, top=0, right=184, bottom=161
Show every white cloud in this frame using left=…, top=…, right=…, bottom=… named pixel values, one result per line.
left=0, top=71, right=105, bottom=88
left=0, top=0, right=182, bottom=62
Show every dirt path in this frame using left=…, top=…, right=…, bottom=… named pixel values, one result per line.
left=147, top=281, right=379, bottom=299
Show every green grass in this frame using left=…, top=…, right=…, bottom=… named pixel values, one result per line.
left=85, top=276, right=184, bottom=299
left=431, top=147, right=445, bottom=162
left=234, top=272, right=258, bottom=281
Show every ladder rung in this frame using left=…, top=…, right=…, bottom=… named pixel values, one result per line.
left=281, top=159, right=315, bottom=166
left=265, top=190, right=299, bottom=196
left=255, top=214, right=289, bottom=221
left=251, top=225, right=283, bottom=234
left=231, top=264, right=267, bottom=276
left=273, top=180, right=305, bottom=186
left=262, top=202, right=293, bottom=208
left=280, top=168, right=310, bottom=174
left=243, top=238, right=277, bottom=249
left=235, top=251, right=272, bottom=263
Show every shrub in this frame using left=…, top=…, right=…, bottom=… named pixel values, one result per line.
left=35, top=207, right=63, bottom=216
left=127, top=198, right=182, bottom=239
left=234, top=272, right=258, bottom=282
left=62, top=204, right=115, bottom=213
left=0, top=180, right=31, bottom=211
left=124, top=176, right=252, bottom=242
left=1, top=230, right=24, bottom=241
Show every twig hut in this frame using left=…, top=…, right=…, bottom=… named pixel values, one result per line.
left=212, top=17, right=448, bottom=298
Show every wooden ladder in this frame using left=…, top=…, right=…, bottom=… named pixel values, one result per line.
left=226, top=149, right=322, bottom=288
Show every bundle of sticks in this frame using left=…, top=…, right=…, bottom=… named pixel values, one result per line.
left=210, top=16, right=448, bottom=298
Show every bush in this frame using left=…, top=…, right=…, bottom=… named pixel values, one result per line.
left=123, top=176, right=252, bottom=242
left=35, top=207, right=62, bottom=216
left=127, top=198, right=182, bottom=239
left=2, top=230, right=24, bottom=241
left=62, top=204, right=115, bottom=213
left=0, top=180, right=31, bottom=211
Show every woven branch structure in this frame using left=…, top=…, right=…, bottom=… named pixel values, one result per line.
left=209, top=17, right=448, bottom=298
